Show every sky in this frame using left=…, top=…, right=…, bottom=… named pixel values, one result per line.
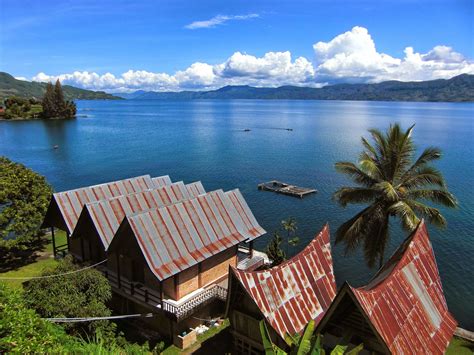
left=0, top=0, right=473, bottom=92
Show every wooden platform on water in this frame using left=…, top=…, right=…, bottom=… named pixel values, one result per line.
left=258, top=180, right=317, bottom=198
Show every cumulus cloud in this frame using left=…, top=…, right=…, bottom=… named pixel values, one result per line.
left=31, top=26, right=474, bottom=92
left=185, top=13, right=259, bottom=29
left=313, top=26, right=474, bottom=83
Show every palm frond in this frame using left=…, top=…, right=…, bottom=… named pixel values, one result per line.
left=401, top=166, right=446, bottom=189
left=334, top=162, right=379, bottom=186
left=359, top=152, right=384, bottom=180
left=335, top=203, right=383, bottom=253
left=405, top=200, right=447, bottom=227
left=407, top=189, right=458, bottom=208
left=333, top=187, right=380, bottom=207
left=388, top=201, right=420, bottom=231
left=374, top=181, right=398, bottom=201
left=401, top=147, right=442, bottom=181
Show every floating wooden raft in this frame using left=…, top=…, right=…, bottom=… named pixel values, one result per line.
left=258, top=180, right=317, bottom=198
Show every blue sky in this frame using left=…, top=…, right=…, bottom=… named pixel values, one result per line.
left=1, top=0, right=473, bottom=91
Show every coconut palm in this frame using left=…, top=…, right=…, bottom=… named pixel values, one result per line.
left=333, top=123, right=457, bottom=268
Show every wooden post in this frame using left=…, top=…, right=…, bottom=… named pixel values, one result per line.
left=145, top=289, right=149, bottom=303
left=51, top=227, right=56, bottom=258
left=66, top=232, right=70, bottom=251
left=174, top=274, right=179, bottom=300
left=159, top=281, right=164, bottom=304
left=249, top=240, right=254, bottom=258
left=198, top=262, right=202, bottom=288
left=116, top=253, right=121, bottom=289
left=131, top=283, right=135, bottom=295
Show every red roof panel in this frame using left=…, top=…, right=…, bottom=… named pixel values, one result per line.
left=351, top=221, right=457, bottom=354
left=231, top=225, right=336, bottom=340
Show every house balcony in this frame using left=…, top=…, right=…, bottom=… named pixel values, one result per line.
left=99, top=249, right=266, bottom=321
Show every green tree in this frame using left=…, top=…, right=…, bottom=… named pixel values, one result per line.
left=0, top=283, right=75, bottom=353
left=333, top=124, right=457, bottom=268
left=265, top=231, right=286, bottom=267
left=23, top=256, right=114, bottom=338
left=0, top=157, right=52, bottom=254
left=282, top=217, right=300, bottom=252
left=41, top=82, right=55, bottom=117
left=41, top=80, right=76, bottom=119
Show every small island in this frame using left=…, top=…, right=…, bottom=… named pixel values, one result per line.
left=1, top=80, right=76, bottom=120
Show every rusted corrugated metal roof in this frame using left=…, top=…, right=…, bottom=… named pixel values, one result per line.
left=186, top=181, right=206, bottom=198
left=81, top=181, right=204, bottom=249
left=120, top=189, right=266, bottom=281
left=49, top=175, right=158, bottom=233
left=350, top=221, right=457, bottom=354
left=225, top=189, right=266, bottom=241
left=152, top=175, right=172, bottom=187
left=230, top=225, right=336, bottom=340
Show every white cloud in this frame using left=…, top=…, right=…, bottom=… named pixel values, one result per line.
left=185, top=13, right=259, bottom=30
left=313, top=26, right=474, bottom=83
left=31, top=26, right=474, bottom=92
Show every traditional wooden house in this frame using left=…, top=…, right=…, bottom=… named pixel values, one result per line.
left=104, top=188, right=266, bottom=338
left=315, top=221, right=457, bottom=354
left=69, top=181, right=206, bottom=262
left=41, top=175, right=171, bottom=255
left=225, top=225, right=337, bottom=354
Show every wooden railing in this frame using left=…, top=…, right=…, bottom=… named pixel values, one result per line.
left=162, top=284, right=228, bottom=320
left=101, top=269, right=161, bottom=307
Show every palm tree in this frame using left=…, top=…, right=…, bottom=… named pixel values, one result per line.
left=281, top=217, right=299, bottom=254
left=333, top=123, right=457, bottom=268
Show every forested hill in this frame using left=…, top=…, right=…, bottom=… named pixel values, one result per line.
left=0, top=72, right=121, bottom=100
left=117, top=74, right=474, bottom=102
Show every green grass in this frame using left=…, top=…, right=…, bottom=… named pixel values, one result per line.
left=446, top=337, right=474, bottom=355
left=0, top=230, right=67, bottom=288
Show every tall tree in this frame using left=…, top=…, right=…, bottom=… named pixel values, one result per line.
left=333, top=124, right=457, bottom=268
left=53, top=79, right=66, bottom=115
left=0, top=157, right=52, bottom=254
left=41, top=82, right=55, bottom=117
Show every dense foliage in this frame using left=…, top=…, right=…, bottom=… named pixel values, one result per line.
left=0, top=283, right=151, bottom=353
left=2, top=96, right=42, bottom=119
left=0, top=71, right=121, bottom=100
left=23, top=256, right=113, bottom=338
left=265, top=232, right=286, bottom=267
left=333, top=124, right=457, bottom=268
left=0, top=283, right=75, bottom=353
left=0, top=157, right=52, bottom=251
left=123, top=74, right=474, bottom=102
left=41, top=80, right=77, bottom=118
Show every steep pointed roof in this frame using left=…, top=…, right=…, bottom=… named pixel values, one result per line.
left=230, top=225, right=336, bottom=340
left=78, top=181, right=205, bottom=249
left=350, top=221, right=457, bottom=354
left=112, top=189, right=266, bottom=281
left=42, top=175, right=161, bottom=233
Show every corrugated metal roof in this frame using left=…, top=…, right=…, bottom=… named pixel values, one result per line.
left=152, top=175, right=172, bottom=187
left=81, top=181, right=204, bottom=249
left=186, top=181, right=206, bottom=198
left=120, top=189, right=266, bottom=281
left=230, top=225, right=336, bottom=341
left=225, top=189, right=266, bottom=241
left=50, top=175, right=158, bottom=233
left=350, top=221, right=457, bottom=354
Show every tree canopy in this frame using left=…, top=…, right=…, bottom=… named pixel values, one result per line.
left=0, top=157, right=52, bottom=252
left=333, top=123, right=457, bottom=268
left=41, top=80, right=76, bottom=119
left=23, top=256, right=113, bottom=338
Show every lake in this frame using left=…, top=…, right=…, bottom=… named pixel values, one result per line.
left=1, top=99, right=473, bottom=329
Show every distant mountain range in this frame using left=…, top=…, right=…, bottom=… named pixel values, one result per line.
left=0, top=72, right=121, bottom=101
left=114, top=74, right=474, bottom=102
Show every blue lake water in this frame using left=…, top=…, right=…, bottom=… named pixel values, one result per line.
left=0, top=99, right=473, bottom=329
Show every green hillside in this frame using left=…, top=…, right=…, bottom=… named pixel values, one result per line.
left=0, top=72, right=121, bottom=100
